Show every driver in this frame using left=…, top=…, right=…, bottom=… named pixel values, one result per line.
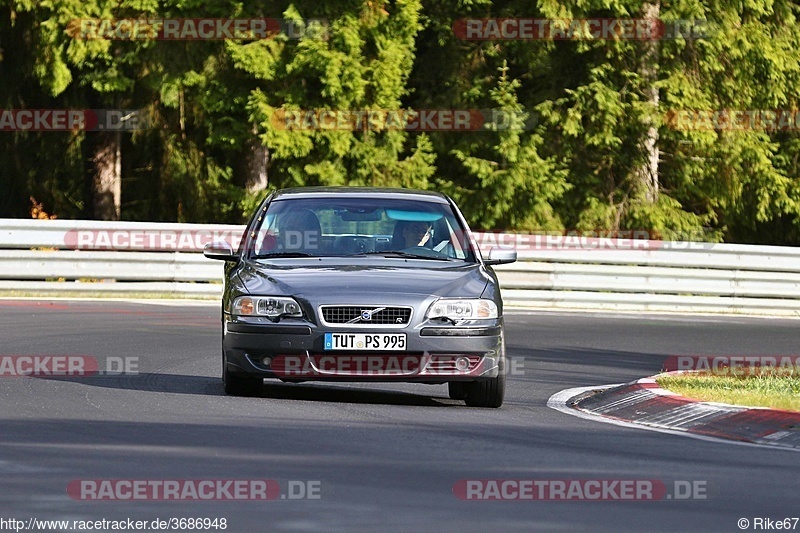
left=399, top=221, right=432, bottom=248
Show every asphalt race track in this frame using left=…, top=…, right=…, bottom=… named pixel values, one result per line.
left=1, top=300, right=798, bottom=532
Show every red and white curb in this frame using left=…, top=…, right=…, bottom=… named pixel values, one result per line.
left=547, top=376, right=800, bottom=452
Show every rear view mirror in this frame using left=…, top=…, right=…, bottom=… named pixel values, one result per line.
left=338, top=210, right=383, bottom=221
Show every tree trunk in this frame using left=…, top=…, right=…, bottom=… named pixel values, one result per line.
left=90, top=130, right=122, bottom=220
left=636, top=1, right=660, bottom=203
left=243, top=130, right=268, bottom=194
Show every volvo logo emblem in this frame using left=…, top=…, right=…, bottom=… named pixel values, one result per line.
left=345, top=306, right=386, bottom=324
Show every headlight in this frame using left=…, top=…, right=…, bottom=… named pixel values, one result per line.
left=232, top=296, right=303, bottom=319
left=426, top=298, right=498, bottom=320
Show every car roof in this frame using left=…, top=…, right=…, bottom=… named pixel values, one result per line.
left=270, top=186, right=450, bottom=204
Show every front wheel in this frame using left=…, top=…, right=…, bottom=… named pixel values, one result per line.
left=222, top=352, right=262, bottom=396
left=464, top=356, right=505, bottom=408
left=448, top=381, right=467, bottom=400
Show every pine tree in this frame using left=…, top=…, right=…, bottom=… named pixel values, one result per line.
left=449, top=62, right=569, bottom=230
left=230, top=1, right=436, bottom=191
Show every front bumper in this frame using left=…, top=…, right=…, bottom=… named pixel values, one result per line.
left=223, top=316, right=503, bottom=384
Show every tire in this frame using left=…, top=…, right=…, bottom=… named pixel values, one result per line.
left=448, top=381, right=467, bottom=400
left=464, top=355, right=506, bottom=408
left=222, top=351, right=262, bottom=396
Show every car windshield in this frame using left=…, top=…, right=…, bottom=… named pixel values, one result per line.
left=249, top=196, right=477, bottom=262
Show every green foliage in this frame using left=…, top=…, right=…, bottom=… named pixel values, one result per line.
left=2, top=0, right=800, bottom=242
left=233, top=1, right=435, bottom=192
left=449, top=63, right=569, bottom=230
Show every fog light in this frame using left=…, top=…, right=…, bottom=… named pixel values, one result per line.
left=455, top=357, right=470, bottom=372
left=261, top=356, right=272, bottom=368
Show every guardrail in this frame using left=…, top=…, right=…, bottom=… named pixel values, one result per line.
left=2, top=218, right=800, bottom=316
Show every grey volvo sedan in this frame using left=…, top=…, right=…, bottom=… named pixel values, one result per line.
left=204, top=187, right=516, bottom=407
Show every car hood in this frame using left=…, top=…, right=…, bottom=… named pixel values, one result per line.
left=238, top=259, right=490, bottom=300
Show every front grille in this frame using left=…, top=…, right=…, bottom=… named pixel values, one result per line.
left=320, top=306, right=412, bottom=326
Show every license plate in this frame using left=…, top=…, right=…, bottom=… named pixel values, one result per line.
left=324, top=333, right=406, bottom=351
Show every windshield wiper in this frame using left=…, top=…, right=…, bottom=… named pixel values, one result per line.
left=254, top=252, right=315, bottom=259
left=344, top=251, right=454, bottom=261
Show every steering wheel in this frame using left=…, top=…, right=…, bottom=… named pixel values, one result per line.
left=401, top=246, right=445, bottom=258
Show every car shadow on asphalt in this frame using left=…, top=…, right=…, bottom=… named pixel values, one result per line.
left=35, top=373, right=454, bottom=407
left=255, top=381, right=452, bottom=406
left=34, top=373, right=225, bottom=396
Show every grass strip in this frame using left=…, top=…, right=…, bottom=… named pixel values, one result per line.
left=657, top=367, right=800, bottom=412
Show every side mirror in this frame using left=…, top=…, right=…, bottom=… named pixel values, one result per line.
left=484, top=247, right=517, bottom=265
left=204, top=241, right=238, bottom=261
